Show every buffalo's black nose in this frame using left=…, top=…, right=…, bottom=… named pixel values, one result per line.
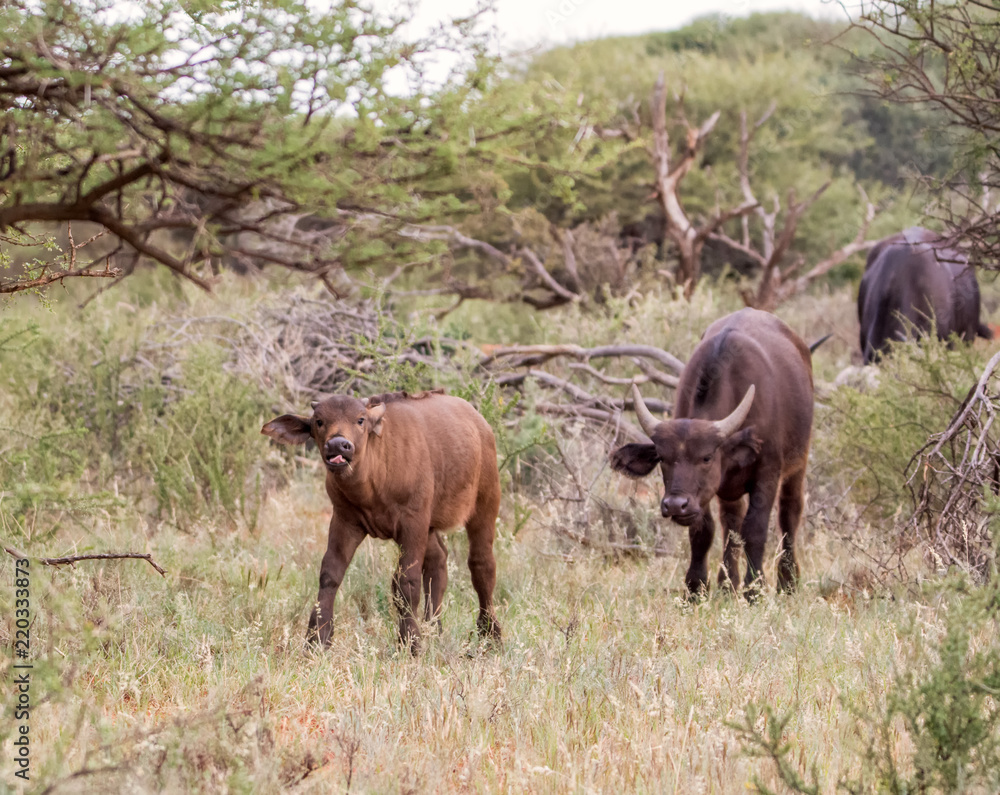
left=662, top=495, right=690, bottom=516
left=324, top=437, right=355, bottom=457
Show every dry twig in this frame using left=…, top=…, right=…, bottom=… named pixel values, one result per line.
left=3, top=546, right=167, bottom=576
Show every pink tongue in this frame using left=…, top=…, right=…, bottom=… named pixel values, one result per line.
left=331, top=455, right=345, bottom=464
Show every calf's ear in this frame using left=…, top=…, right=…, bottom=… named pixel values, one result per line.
left=722, top=427, right=761, bottom=470
left=610, top=443, right=660, bottom=478
left=366, top=403, right=387, bottom=436
left=261, top=414, right=312, bottom=445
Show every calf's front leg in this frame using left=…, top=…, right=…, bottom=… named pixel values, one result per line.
left=307, top=520, right=365, bottom=647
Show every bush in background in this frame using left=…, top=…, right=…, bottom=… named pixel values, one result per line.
left=814, top=334, right=988, bottom=580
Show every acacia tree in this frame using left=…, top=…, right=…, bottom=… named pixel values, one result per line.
left=0, top=0, right=603, bottom=298
left=848, top=1, right=1000, bottom=264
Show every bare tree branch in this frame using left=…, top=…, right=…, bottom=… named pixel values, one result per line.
left=649, top=75, right=761, bottom=296
left=518, top=246, right=581, bottom=305
left=534, top=402, right=649, bottom=444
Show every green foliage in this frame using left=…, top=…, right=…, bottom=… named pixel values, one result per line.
left=137, top=345, right=274, bottom=528
left=0, top=0, right=615, bottom=296
left=454, top=378, right=551, bottom=478
left=823, top=335, right=985, bottom=521
left=0, top=316, right=120, bottom=525
left=729, top=704, right=821, bottom=795
left=0, top=290, right=285, bottom=532
left=511, top=11, right=937, bottom=284
left=888, top=588, right=1000, bottom=792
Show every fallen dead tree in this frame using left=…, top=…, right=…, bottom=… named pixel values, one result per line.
left=480, top=342, right=684, bottom=443
left=905, top=350, right=1000, bottom=580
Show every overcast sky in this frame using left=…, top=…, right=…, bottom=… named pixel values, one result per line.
left=377, top=0, right=851, bottom=51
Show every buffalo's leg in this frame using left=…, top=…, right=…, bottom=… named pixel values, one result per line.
left=393, top=540, right=427, bottom=654
left=718, top=497, right=746, bottom=593
left=308, top=521, right=365, bottom=646
left=777, top=469, right=805, bottom=593
left=686, top=512, right=716, bottom=597
left=741, top=477, right=780, bottom=598
left=466, top=499, right=501, bottom=642
left=422, top=531, right=449, bottom=627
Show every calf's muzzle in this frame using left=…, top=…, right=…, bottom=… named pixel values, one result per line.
left=323, top=436, right=355, bottom=469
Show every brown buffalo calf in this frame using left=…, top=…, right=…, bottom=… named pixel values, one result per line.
left=262, top=390, right=501, bottom=651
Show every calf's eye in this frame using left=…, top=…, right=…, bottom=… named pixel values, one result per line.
left=316, top=419, right=324, bottom=428
left=357, top=417, right=365, bottom=426
left=702, top=455, right=712, bottom=463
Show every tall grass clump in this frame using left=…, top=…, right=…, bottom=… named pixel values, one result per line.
left=136, top=344, right=278, bottom=528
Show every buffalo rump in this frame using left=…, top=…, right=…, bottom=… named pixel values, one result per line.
left=858, top=226, right=991, bottom=363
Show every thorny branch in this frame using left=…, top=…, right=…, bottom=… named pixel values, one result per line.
left=905, top=350, right=1000, bottom=580
left=1, top=223, right=122, bottom=294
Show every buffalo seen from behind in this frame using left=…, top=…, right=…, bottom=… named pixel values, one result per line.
left=262, top=389, right=501, bottom=652
left=611, top=308, right=815, bottom=597
left=858, top=226, right=992, bottom=364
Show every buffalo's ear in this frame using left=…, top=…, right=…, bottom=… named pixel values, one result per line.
left=610, top=443, right=660, bottom=478
left=261, top=414, right=312, bottom=445
left=366, top=403, right=387, bottom=437
left=722, top=427, right=761, bottom=470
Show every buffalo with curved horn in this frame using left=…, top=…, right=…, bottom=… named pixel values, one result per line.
left=611, top=308, right=816, bottom=596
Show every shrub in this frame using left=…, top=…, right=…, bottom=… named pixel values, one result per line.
left=823, top=336, right=985, bottom=523
left=0, top=290, right=288, bottom=533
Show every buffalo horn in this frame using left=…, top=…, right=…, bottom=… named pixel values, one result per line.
left=630, top=383, right=660, bottom=437
left=310, top=401, right=319, bottom=410
left=711, top=385, right=755, bottom=437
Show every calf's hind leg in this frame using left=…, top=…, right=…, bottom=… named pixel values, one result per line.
left=422, top=531, right=449, bottom=627
left=741, top=476, right=780, bottom=597
left=466, top=495, right=501, bottom=641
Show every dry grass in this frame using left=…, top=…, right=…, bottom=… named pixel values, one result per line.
left=0, top=273, right=993, bottom=793
left=2, top=480, right=933, bottom=793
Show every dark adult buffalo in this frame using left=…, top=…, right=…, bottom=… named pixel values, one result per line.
left=262, top=390, right=501, bottom=651
left=858, top=226, right=992, bottom=364
left=610, top=308, right=814, bottom=596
